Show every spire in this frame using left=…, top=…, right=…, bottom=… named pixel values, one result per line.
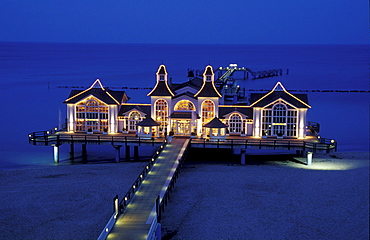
left=147, top=65, right=174, bottom=96
left=194, top=65, right=222, bottom=98
left=156, top=64, right=168, bottom=81
left=203, top=65, right=214, bottom=82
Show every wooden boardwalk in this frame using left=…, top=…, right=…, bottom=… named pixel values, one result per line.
left=106, top=138, right=189, bottom=240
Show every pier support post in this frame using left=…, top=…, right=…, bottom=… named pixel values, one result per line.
left=125, top=146, right=130, bottom=161
left=134, top=146, right=139, bottom=161
left=240, top=149, right=246, bottom=165
left=82, top=144, right=87, bottom=163
left=69, top=144, right=74, bottom=160
left=114, top=145, right=122, bottom=163
left=52, top=144, right=60, bottom=163
left=306, top=151, right=313, bottom=165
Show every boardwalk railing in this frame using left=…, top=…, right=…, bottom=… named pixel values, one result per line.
left=28, top=132, right=165, bottom=146
left=189, top=138, right=337, bottom=153
left=97, top=141, right=167, bottom=240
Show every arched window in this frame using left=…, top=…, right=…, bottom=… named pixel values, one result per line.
left=174, top=100, right=195, bottom=111
left=76, top=97, right=108, bottom=132
left=201, top=100, right=215, bottom=125
left=273, top=104, right=286, bottom=123
left=155, top=99, right=168, bottom=129
left=229, top=113, right=242, bottom=133
left=129, top=111, right=141, bottom=131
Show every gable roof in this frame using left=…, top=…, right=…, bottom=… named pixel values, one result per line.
left=118, top=104, right=151, bottom=116
left=64, top=79, right=127, bottom=105
left=172, top=77, right=203, bottom=92
left=203, top=117, right=228, bottom=128
left=136, top=117, right=160, bottom=127
left=219, top=106, right=253, bottom=119
left=249, top=82, right=310, bottom=108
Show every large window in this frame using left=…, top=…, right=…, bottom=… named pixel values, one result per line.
left=155, top=99, right=168, bottom=129
left=174, top=100, right=195, bottom=111
left=201, top=100, right=215, bottom=125
left=262, top=102, right=297, bottom=137
left=129, top=111, right=141, bottom=131
left=229, top=113, right=242, bottom=133
left=76, top=98, right=108, bottom=132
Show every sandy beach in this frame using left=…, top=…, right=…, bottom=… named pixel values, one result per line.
left=161, top=152, right=369, bottom=240
left=0, top=152, right=368, bottom=240
left=0, top=162, right=147, bottom=240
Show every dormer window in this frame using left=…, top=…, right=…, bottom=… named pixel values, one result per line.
left=160, top=75, right=165, bottom=81
left=206, top=76, right=211, bottom=81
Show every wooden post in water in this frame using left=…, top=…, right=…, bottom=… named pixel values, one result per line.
left=82, top=144, right=87, bottom=163
left=69, top=144, right=74, bottom=160
left=125, top=146, right=130, bottom=161
left=134, top=146, right=139, bottom=161
left=113, top=145, right=122, bottom=163
left=240, top=149, right=246, bottom=165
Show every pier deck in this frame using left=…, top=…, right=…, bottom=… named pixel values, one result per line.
left=106, top=138, right=189, bottom=240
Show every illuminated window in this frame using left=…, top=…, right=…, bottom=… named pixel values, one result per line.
left=155, top=99, right=168, bottom=129
left=174, top=100, right=195, bottom=111
left=75, top=98, right=108, bottom=132
left=229, top=113, right=242, bottom=133
left=129, top=111, right=141, bottom=131
left=262, top=102, right=297, bottom=137
left=202, top=100, right=214, bottom=125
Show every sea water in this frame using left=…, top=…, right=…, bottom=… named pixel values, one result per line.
left=0, top=42, right=368, bottom=168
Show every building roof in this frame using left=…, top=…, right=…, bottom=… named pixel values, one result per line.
left=249, top=92, right=309, bottom=108
left=194, top=81, right=222, bottom=97
left=249, top=82, right=310, bottom=108
left=219, top=106, right=253, bottom=119
left=118, top=104, right=151, bottom=116
left=172, top=91, right=197, bottom=100
left=194, top=66, right=222, bottom=98
left=136, top=117, right=160, bottom=127
left=203, top=117, right=228, bottom=128
left=147, top=65, right=174, bottom=97
left=64, top=79, right=127, bottom=105
left=172, top=77, right=203, bottom=92
left=147, top=80, right=174, bottom=96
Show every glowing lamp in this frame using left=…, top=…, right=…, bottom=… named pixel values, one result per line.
left=124, top=197, right=127, bottom=201
left=152, top=158, right=154, bottom=161
left=331, top=139, right=335, bottom=144
left=105, top=228, right=109, bottom=232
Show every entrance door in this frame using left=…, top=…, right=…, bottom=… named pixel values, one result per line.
left=86, top=120, right=99, bottom=131
left=272, top=125, right=285, bottom=136
left=178, top=120, right=190, bottom=135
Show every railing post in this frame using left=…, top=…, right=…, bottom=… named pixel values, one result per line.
left=274, top=140, right=276, bottom=150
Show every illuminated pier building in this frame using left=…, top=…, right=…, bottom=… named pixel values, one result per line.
left=64, top=64, right=310, bottom=140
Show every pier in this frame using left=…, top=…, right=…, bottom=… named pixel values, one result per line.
left=99, top=138, right=190, bottom=240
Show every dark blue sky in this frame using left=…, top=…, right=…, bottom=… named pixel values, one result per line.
left=0, top=0, right=368, bottom=44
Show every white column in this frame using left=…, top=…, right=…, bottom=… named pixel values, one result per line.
left=253, top=108, right=262, bottom=137
left=307, top=151, right=312, bottom=165
left=53, top=145, right=59, bottom=163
